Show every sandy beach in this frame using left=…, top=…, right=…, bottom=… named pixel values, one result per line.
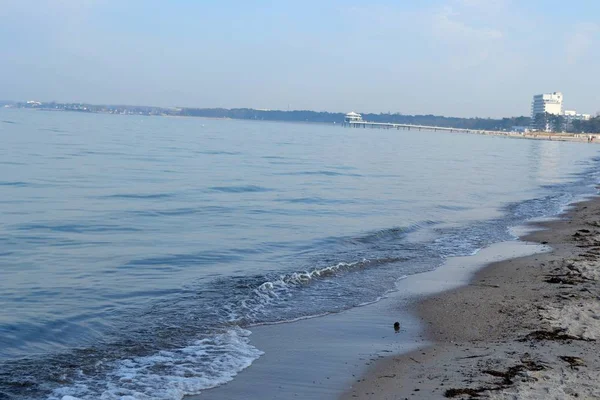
left=342, top=197, right=600, bottom=399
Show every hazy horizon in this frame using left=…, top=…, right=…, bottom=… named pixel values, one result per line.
left=0, top=101, right=538, bottom=119
left=2, top=0, right=599, bottom=118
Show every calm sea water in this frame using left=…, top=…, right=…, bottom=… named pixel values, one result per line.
left=1, top=109, right=599, bottom=399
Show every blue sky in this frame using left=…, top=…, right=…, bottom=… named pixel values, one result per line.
left=1, top=0, right=599, bottom=117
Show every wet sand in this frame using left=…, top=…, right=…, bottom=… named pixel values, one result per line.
left=342, top=198, right=600, bottom=399
left=194, top=239, right=546, bottom=399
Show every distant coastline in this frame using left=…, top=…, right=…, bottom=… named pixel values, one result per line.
left=2, top=101, right=530, bottom=131
left=4, top=100, right=599, bottom=134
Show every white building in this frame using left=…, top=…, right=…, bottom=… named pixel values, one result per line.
left=564, top=109, right=591, bottom=121
left=530, top=92, right=593, bottom=132
left=531, top=92, right=563, bottom=120
left=511, top=126, right=530, bottom=133
left=564, top=109, right=591, bottom=131
left=344, top=112, right=362, bottom=123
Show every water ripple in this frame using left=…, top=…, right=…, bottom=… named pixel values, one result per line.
left=16, top=223, right=141, bottom=234
left=275, top=170, right=363, bottom=177
left=210, top=185, right=272, bottom=193
left=105, top=193, right=174, bottom=200
left=0, top=181, right=29, bottom=187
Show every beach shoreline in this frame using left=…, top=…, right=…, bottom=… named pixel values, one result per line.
left=193, top=230, right=549, bottom=400
left=342, top=197, right=600, bottom=399
left=191, top=243, right=548, bottom=400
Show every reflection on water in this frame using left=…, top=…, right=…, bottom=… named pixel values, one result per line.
left=530, top=140, right=563, bottom=185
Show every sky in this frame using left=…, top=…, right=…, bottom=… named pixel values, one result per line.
left=1, top=0, right=599, bottom=117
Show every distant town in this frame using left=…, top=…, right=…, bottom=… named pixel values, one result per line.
left=527, top=92, right=594, bottom=133
left=6, top=101, right=175, bottom=117
left=2, top=94, right=599, bottom=134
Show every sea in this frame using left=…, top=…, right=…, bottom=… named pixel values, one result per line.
left=1, top=108, right=599, bottom=399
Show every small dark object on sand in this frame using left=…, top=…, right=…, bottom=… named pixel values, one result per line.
left=559, top=355, right=585, bottom=368
left=544, top=275, right=582, bottom=285
left=394, top=322, right=400, bottom=332
left=444, top=388, right=484, bottom=397
left=521, top=328, right=581, bottom=341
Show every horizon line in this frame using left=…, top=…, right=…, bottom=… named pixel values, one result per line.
left=3, top=100, right=533, bottom=120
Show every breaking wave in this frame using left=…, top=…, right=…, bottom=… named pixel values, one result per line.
left=48, top=328, right=262, bottom=400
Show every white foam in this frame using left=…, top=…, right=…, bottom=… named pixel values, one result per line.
left=231, top=259, right=370, bottom=322
left=257, top=259, right=368, bottom=291
left=49, top=327, right=263, bottom=400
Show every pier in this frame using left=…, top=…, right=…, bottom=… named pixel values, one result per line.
left=344, top=120, right=483, bottom=134
left=343, top=111, right=491, bottom=134
left=342, top=112, right=600, bottom=143
left=344, top=111, right=492, bottom=134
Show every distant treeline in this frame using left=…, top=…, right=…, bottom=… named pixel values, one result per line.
left=572, top=117, right=600, bottom=134
left=180, top=108, right=338, bottom=123
left=11, top=102, right=600, bottom=133
left=532, top=112, right=600, bottom=134
left=180, top=108, right=533, bottom=131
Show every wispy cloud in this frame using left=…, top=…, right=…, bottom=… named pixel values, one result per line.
left=429, top=5, right=504, bottom=69
left=456, top=0, right=510, bottom=13
left=431, top=6, right=503, bottom=40
left=565, top=22, right=599, bottom=65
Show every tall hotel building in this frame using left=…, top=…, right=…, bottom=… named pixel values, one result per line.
left=531, top=92, right=563, bottom=119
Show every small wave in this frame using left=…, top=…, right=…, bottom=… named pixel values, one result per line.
left=38, top=128, right=67, bottom=133
left=325, top=165, right=359, bottom=171
left=125, top=250, right=246, bottom=267
left=507, top=192, right=573, bottom=220
left=257, top=260, right=367, bottom=290
left=48, top=328, right=263, bottom=400
left=0, top=161, right=26, bottom=166
left=230, top=258, right=399, bottom=324
left=265, top=160, right=307, bottom=166
left=1, top=120, right=17, bottom=124
left=0, top=181, right=28, bottom=187
left=345, top=223, right=437, bottom=245
left=105, top=193, right=173, bottom=200
left=429, top=191, right=580, bottom=260
left=276, top=197, right=352, bottom=205
left=437, top=204, right=470, bottom=211
left=210, top=185, right=272, bottom=193
left=196, top=150, right=241, bottom=156
left=368, top=174, right=402, bottom=178
left=16, top=223, right=140, bottom=234
left=276, top=170, right=363, bottom=177
left=130, top=206, right=232, bottom=217
left=80, top=150, right=126, bottom=156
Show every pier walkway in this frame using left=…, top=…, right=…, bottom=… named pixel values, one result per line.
left=344, top=120, right=483, bottom=134
left=341, top=113, right=598, bottom=143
